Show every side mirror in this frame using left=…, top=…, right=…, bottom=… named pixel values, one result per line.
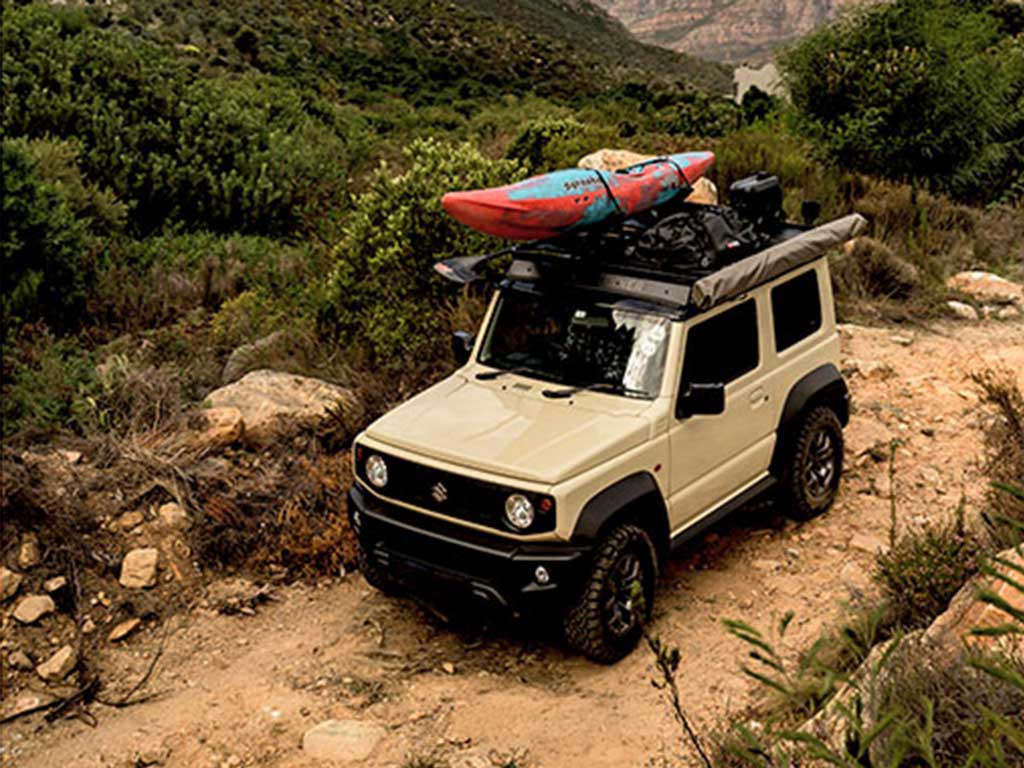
left=678, top=382, right=725, bottom=418
left=801, top=200, right=822, bottom=227
left=451, top=331, right=474, bottom=365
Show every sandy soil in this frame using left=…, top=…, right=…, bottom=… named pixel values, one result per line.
left=3, top=318, right=1023, bottom=768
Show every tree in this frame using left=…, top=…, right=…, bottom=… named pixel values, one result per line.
left=780, top=0, right=1023, bottom=203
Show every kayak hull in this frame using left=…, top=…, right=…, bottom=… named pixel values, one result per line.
left=442, top=151, right=715, bottom=240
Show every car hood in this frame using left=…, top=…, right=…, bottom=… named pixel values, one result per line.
left=363, top=373, right=654, bottom=485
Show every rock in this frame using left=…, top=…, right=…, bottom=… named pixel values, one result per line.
left=947, top=270, right=1023, bottom=306
left=119, top=548, right=159, bottom=589
left=301, top=719, right=386, bottom=762
left=81, top=618, right=96, bottom=634
left=0, top=691, right=57, bottom=721
left=752, top=559, right=782, bottom=572
left=18, top=534, right=41, bottom=569
left=843, top=358, right=896, bottom=381
left=108, top=618, right=141, bottom=642
left=157, top=501, right=190, bottom=529
left=36, top=644, right=77, bottom=681
left=442, top=662, right=456, bottom=675
left=56, top=449, right=82, bottom=465
left=197, top=406, right=244, bottom=450
left=945, top=300, right=979, bottom=321
left=0, top=566, right=24, bottom=602
left=452, top=747, right=494, bottom=768
left=997, top=305, right=1021, bottom=320
left=13, top=594, right=56, bottom=624
left=577, top=148, right=654, bottom=171
left=849, top=533, right=888, bottom=555
left=577, top=149, right=718, bottom=204
left=221, top=331, right=287, bottom=384
left=839, top=561, right=870, bottom=598
left=890, top=334, right=914, bottom=346
left=136, top=746, right=171, bottom=766
left=923, top=546, right=1024, bottom=658
left=118, top=510, right=145, bottom=531
left=8, top=650, right=34, bottom=670
left=204, top=578, right=274, bottom=615
left=205, top=370, right=359, bottom=448
left=43, top=576, right=67, bottom=594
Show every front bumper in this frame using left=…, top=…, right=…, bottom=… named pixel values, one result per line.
left=348, top=483, right=589, bottom=621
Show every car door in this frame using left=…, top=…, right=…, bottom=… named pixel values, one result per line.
left=666, top=295, right=776, bottom=534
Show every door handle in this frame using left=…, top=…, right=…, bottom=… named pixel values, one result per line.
left=749, top=387, right=769, bottom=406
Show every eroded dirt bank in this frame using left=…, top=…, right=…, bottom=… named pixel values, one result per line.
left=4, top=319, right=1023, bottom=768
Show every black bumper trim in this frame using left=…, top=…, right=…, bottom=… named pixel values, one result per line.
left=348, top=484, right=588, bottom=619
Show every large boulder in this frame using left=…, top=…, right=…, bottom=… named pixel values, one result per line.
left=947, top=271, right=1023, bottom=306
left=577, top=148, right=719, bottom=205
left=204, top=370, right=359, bottom=448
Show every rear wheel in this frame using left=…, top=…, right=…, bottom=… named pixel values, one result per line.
left=564, top=523, right=657, bottom=664
left=780, top=405, right=844, bottom=520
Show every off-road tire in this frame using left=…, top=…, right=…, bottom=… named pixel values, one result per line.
left=357, top=544, right=397, bottom=595
left=564, top=523, right=657, bottom=664
left=781, top=405, right=844, bottom=521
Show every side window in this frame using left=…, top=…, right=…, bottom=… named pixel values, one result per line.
left=680, top=299, right=759, bottom=387
left=771, top=269, right=822, bottom=352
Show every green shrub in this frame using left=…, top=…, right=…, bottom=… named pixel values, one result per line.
left=780, top=0, right=1024, bottom=203
left=325, top=139, right=522, bottom=359
left=876, top=507, right=982, bottom=629
left=2, top=140, right=94, bottom=332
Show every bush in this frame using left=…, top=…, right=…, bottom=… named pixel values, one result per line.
left=876, top=507, right=982, bottom=629
left=325, top=139, right=522, bottom=359
left=2, top=5, right=365, bottom=236
left=780, top=0, right=1024, bottom=203
left=2, top=140, right=95, bottom=332
left=973, top=369, right=1024, bottom=545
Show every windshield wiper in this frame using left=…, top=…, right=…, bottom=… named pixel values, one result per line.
left=542, top=381, right=648, bottom=399
left=476, top=365, right=550, bottom=381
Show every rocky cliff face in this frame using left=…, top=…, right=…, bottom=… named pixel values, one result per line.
left=592, top=0, right=865, bottom=63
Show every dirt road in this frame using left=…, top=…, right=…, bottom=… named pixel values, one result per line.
left=5, top=319, right=1023, bottom=768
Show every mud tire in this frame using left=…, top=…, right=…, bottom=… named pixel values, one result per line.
left=780, top=405, right=844, bottom=521
left=564, top=523, right=657, bottom=664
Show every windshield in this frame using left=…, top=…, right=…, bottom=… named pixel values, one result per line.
left=478, top=289, right=671, bottom=399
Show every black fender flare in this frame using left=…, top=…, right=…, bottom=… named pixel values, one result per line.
left=770, top=363, right=849, bottom=476
left=570, top=471, right=669, bottom=562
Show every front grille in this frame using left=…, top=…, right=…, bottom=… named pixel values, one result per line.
left=355, top=448, right=555, bottom=534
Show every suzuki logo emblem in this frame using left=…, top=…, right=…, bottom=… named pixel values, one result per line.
left=431, top=483, right=449, bottom=503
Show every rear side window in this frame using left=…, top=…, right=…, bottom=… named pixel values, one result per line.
left=681, top=299, right=759, bottom=386
left=771, top=269, right=822, bottom=352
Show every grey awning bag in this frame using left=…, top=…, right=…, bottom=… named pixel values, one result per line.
left=691, top=213, right=869, bottom=310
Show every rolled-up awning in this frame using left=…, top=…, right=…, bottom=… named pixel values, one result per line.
left=691, top=213, right=868, bottom=310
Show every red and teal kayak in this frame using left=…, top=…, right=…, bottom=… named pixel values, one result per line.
left=442, top=151, right=714, bottom=240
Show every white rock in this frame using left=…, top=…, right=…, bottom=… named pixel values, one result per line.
left=997, top=305, right=1020, bottom=320
left=945, top=300, right=979, bottom=321
left=8, top=650, right=34, bottom=670
left=157, top=502, right=190, bottom=529
left=0, top=566, right=24, bottom=602
left=118, top=510, right=145, bottom=531
left=302, top=719, right=386, bottom=762
left=947, top=271, right=1023, bottom=305
left=13, top=594, right=55, bottom=624
left=36, top=644, right=77, bottom=681
left=18, top=534, right=41, bottom=569
left=119, top=548, right=159, bottom=589
left=849, top=533, right=889, bottom=555
left=108, top=617, right=141, bottom=642
left=43, top=576, right=67, bottom=593
left=57, top=449, right=82, bottom=465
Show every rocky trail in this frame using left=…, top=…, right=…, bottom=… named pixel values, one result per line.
left=3, top=317, right=1023, bottom=768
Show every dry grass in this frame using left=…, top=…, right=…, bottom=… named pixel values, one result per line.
left=973, top=368, right=1024, bottom=545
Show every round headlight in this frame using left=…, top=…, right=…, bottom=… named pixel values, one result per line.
left=365, top=454, right=388, bottom=488
left=505, top=494, right=534, bottom=530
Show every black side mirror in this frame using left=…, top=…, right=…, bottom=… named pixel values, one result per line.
left=678, top=382, right=725, bottom=418
left=451, top=331, right=474, bottom=365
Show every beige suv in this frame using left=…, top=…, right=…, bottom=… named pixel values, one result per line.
left=349, top=199, right=866, bottom=662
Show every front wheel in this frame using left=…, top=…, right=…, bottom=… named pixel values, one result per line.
left=564, top=523, right=657, bottom=664
left=780, top=405, right=844, bottom=520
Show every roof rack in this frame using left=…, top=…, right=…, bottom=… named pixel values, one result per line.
left=435, top=199, right=867, bottom=313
